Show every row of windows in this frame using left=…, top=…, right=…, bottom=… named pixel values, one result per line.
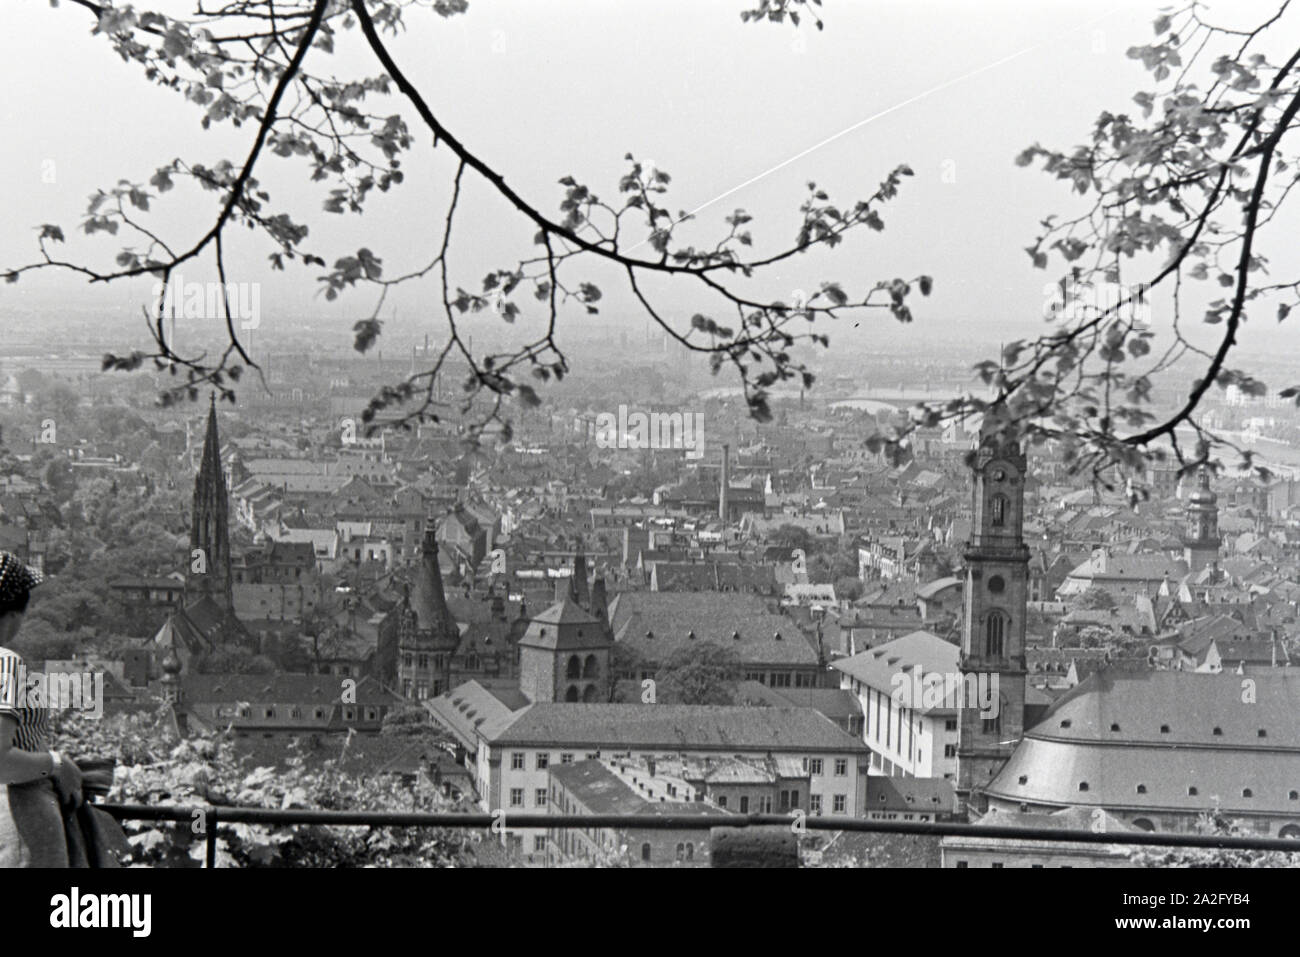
left=220, top=705, right=378, bottom=721
left=565, top=655, right=601, bottom=680
left=800, top=757, right=849, bottom=776
left=402, top=654, right=447, bottom=670
left=1066, top=780, right=1300, bottom=801
left=511, top=751, right=587, bottom=771
left=509, top=788, right=551, bottom=807
left=742, top=671, right=816, bottom=688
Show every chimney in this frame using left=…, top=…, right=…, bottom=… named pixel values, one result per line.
left=719, top=444, right=731, bottom=523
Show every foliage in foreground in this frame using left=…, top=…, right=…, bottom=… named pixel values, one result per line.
left=51, top=708, right=486, bottom=867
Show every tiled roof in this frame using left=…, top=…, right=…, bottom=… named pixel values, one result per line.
left=989, top=671, right=1300, bottom=814
left=492, top=704, right=868, bottom=753
left=548, top=760, right=648, bottom=815
left=831, top=630, right=959, bottom=708
left=426, top=679, right=527, bottom=743
left=181, top=673, right=400, bottom=705
left=866, top=775, right=956, bottom=814
left=608, top=592, right=817, bottom=667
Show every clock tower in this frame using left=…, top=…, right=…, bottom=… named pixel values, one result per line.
left=956, top=412, right=1029, bottom=816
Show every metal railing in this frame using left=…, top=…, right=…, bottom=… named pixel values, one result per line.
left=96, top=803, right=1300, bottom=867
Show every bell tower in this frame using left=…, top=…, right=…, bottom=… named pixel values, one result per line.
left=1183, top=467, right=1221, bottom=573
left=956, top=411, right=1028, bottom=816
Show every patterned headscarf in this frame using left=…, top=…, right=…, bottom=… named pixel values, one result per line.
left=0, top=551, right=43, bottom=605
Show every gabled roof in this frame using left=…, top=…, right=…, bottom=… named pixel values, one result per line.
left=608, top=591, right=817, bottom=666
left=490, top=704, right=868, bottom=753
left=831, top=630, right=958, bottom=707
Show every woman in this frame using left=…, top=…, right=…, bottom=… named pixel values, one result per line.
left=0, top=551, right=83, bottom=867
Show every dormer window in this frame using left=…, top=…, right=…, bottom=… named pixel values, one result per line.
left=1212, top=727, right=1223, bottom=736
left=1078, top=782, right=1089, bottom=792
left=1188, top=787, right=1198, bottom=796
left=1136, top=784, right=1147, bottom=794
left=1160, top=724, right=1171, bottom=733
left=1243, top=788, right=1253, bottom=798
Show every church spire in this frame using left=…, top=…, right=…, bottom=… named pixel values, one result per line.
left=568, top=537, right=590, bottom=611
left=188, top=392, right=233, bottom=609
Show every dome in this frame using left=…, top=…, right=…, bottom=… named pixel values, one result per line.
left=161, top=647, right=183, bottom=677
left=1188, top=467, right=1217, bottom=506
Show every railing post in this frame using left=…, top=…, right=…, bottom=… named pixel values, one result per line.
left=206, top=806, right=218, bottom=869
left=710, top=825, right=799, bottom=868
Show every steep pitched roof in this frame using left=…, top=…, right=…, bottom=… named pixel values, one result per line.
left=608, top=591, right=816, bottom=667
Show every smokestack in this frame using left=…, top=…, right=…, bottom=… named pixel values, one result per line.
left=719, top=444, right=730, bottom=523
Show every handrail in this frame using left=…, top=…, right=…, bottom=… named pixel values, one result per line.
left=95, top=802, right=1300, bottom=867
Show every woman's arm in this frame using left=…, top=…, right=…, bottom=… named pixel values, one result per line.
left=0, top=714, right=57, bottom=784
left=0, top=714, right=82, bottom=806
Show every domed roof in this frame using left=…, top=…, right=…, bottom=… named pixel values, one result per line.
left=161, top=647, right=183, bottom=677
left=1188, top=468, right=1217, bottom=506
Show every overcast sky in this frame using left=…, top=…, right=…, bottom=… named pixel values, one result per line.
left=2, top=0, right=1295, bottom=362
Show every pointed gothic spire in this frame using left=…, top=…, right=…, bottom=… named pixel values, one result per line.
left=411, top=524, right=457, bottom=638
left=569, top=537, right=590, bottom=611
left=188, top=392, right=233, bottom=611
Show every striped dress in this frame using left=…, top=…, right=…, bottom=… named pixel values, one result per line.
left=0, top=647, right=51, bottom=750
left=0, top=646, right=66, bottom=867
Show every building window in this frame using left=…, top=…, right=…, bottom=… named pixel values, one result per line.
left=955, top=861, right=968, bottom=868
left=810, top=795, right=822, bottom=815
left=534, top=836, right=546, bottom=853
left=985, top=611, right=1007, bottom=658
left=944, top=744, right=957, bottom=758
left=945, top=719, right=957, bottom=732
left=834, top=759, right=847, bottom=776
left=561, top=753, right=574, bottom=765
left=990, top=494, right=1008, bottom=527
left=717, top=796, right=727, bottom=809
left=808, top=758, right=823, bottom=775
left=740, top=796, right=749, bottom=813
left=509, top=788, right=524, bottom=807
left=641, top=843, right=652, bottom=862
left=535, top=789, right=548, bottom=807
left=833, top=795, right=846, bottom=814
left=511, top=752, right=525, bottom=770
left=536, top=753, right=549, bottom=770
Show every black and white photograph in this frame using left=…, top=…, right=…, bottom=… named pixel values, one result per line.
left=0, top=0, right=1295, bottom=935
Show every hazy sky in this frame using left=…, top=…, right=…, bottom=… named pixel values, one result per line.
left=2, top=0, right=1295, bottom=364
